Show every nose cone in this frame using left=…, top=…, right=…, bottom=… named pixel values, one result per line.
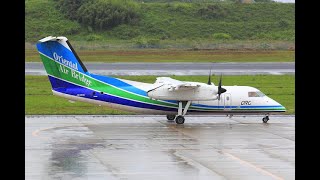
left=278, top=103, right=286, bottom=112
left=274, top=100, right=286, bottom=112
left=267, top=97, right=286, bottom=112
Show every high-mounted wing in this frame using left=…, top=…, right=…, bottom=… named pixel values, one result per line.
left=147, top=77, right=218, bottom=101
left=147, top=77, right=218, bottom=123
left=154, top=77, right=200, bottom=91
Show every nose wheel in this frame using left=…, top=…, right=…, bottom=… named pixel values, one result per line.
left=262, top=116, right=269, bottom=123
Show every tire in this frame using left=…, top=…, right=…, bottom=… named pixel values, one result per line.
left=166, top=115, right=176, bottom=121
left=262, top=117, right=268, bottom=123
left=175, top=115, right=185, bottom=124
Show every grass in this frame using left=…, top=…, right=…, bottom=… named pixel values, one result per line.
left=26, top=75, right=295, bottom=115
left=26, top=49, right=294, bottom=62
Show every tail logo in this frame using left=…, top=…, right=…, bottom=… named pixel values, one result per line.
left=53, top=52, right=78, bottom=71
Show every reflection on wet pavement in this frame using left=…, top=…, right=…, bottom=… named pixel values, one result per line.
left=26, top=115, right=295, bottom=180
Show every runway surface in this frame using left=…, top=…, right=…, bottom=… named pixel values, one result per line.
left=25, top=62, right=295, bottom=75
left=26, top=115, right=295, bottom=180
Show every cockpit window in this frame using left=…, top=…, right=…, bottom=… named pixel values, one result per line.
left=248, top=92, right=258, bottom=97
left=256, top=91, right=265, bottom=97
left=248, top=91, right=265, bottom=97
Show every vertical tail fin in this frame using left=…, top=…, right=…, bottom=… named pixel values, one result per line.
left=36, top=36, right=92, bottom=90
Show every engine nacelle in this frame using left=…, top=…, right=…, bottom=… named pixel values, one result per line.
left=147, top=85, right=218, bottom=101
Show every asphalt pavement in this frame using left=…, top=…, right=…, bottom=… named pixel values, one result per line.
left=26, top=115, right=295, bottom=180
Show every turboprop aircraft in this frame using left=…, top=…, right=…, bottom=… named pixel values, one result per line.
left=36, top=36, right=286, bottom=124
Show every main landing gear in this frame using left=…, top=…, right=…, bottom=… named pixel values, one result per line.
left=166, top=115, right=175, bottom=121
left=262, top=115, right=269, bottom=123
left=175, top=115, right=185, bottom=124
left=166, top=115, right=185, bottom=124
left=166, top=101, right=191, bottom=124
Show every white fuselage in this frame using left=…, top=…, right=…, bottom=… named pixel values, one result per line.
left=54, top=78, right=286, bottom=115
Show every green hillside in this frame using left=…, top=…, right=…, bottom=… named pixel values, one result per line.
left=25, top=0, right=294, bottom=48
left=25, top=0, right=81, bottom=42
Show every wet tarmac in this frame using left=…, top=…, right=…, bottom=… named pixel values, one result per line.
left=26, top=115, right=295, bottom=180
left=25, top=62, right=295, bottom=75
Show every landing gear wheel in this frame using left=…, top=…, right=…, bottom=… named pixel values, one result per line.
left=175, top=115, right=185, bottom=124
left=262, top=116, right=269, bottom=123
left=166, top=115, right=176, bottom=121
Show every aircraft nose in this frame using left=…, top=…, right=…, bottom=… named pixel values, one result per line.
left=267, top=97, right=286, bottom=112
left=275, top=100, right=286, bottom=112
left=279, top=103, right=286, bottom=111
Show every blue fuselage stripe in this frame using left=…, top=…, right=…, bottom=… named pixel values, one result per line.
left=90, top=74, right=148, bottom=96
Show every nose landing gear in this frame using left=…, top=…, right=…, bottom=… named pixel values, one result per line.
left=262, top=116, right=269, bottom=123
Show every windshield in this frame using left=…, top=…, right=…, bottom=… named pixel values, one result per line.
left=256, top=91, right=265, bottom=97
left=248, top=91, right=265, bottom=97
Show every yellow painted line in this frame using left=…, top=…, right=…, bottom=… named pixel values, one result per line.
left=32, top=125, right=84, bottom=138
left=32, top=128, right=48, bottom=137
left=31, top=127, right=54, bottom=140
left=222, top=151, right=284, bottom=180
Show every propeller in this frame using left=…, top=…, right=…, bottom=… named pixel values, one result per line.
left=217, top=74, right=227, bottom=100
left=207, top=68, right=227, bottom=100
left=207, top=69, right=212, bottom=85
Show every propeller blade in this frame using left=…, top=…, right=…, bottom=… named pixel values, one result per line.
left=207, top=69, right=212, bottom=85
left=218, top=74, right=222, bottom=94
left=217, top=73, right=227, bottom=100
left=218, top=74, right=222, bottom=89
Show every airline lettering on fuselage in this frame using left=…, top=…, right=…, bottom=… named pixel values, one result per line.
left=241, top=101, right=251, bottom=105
left=53, top=52, right=78, bottom=71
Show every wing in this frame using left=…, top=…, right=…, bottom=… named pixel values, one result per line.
left=155, top=77, right=200, bottom=91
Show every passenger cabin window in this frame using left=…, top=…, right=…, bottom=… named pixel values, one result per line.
left=248, top=91, right=265, bottom=97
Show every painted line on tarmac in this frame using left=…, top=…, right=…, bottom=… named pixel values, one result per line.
left=222, top=150, right=284, bottom=180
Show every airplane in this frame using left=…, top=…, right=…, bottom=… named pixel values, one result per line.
left=36, top=36, right=286, bottom=124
